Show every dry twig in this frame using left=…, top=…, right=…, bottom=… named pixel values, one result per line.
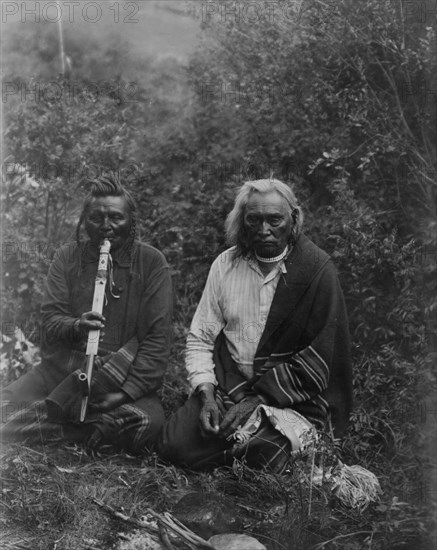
left=92, top=497, right=216, bottom=550
left=159, top=521, right=177, bottom=550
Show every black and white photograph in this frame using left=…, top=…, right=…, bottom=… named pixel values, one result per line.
left=1, top=1, right=436, bottom=548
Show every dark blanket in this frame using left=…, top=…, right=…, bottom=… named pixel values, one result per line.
left=1, top=337, right=164, bottom=451
left=214, top=233, right=353, bottom=438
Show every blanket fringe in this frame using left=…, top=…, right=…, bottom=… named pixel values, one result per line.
left=311, top=461, right=382, bottom=511
left=331, top=462, right=382, bottom=511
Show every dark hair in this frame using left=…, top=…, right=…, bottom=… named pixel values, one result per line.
left=75, top=173, right=137, bottom=273
left=75, top=173, right=137, bottom=248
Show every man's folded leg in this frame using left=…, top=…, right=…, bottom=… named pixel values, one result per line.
left=156, top=395, right=233, bottom=469
left=1, top=366, right=51, bottom=442
left=157, top=396, right=294, bottom=472
left=231, top=422, right=292, bottom=474
left=1, top=365, right=52, bottom=406
left=97, top=394, right=166, bottom=454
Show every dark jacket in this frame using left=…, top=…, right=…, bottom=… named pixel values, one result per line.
left=40, top=240, right=173, bottom=401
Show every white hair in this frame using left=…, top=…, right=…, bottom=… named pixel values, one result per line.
left=225, top=179, right=304, bottom=257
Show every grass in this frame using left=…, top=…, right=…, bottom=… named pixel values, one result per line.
left=1, top=422, right=435, bottom=550
left=1, top=323, right=435, bottom=550
left=1, top=342, right=436, bottom=549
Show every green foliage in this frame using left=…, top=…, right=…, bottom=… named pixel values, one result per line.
left=188, top=0, right=435, bottom=223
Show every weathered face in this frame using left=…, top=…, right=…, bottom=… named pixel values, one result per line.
left=84, top=196, right=132, bottom=251
left=243, top=191, right=292, bottom=258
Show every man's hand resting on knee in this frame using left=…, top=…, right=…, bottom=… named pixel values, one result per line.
left=197, top=383, right=223, bottom=435
left=90, top=391, right=131, bottom=413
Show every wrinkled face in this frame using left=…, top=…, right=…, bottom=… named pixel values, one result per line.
left=244, top=191, right=292, bottom=258
left=84, top=196, right=132, bottom=251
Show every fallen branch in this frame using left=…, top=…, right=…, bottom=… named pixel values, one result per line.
left=92, top=498, right=160, bottom=537
left=92, top=498, right=216, bottom=550
left=159, top=520, right=177, bottom=550
left=314, top=530, right=374, bottom=549
left=152, top=511, right=215, bottom=549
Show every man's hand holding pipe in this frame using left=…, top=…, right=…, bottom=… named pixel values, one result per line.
left=74, top=311, right=106, bottom=338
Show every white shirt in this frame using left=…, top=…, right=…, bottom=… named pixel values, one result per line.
left=185, top=247, right=287, bottom=390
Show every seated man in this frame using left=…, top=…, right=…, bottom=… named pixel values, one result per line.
left=1, top=174, right=173, bottom=453
left=157, top=179, right=352, bottom=473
